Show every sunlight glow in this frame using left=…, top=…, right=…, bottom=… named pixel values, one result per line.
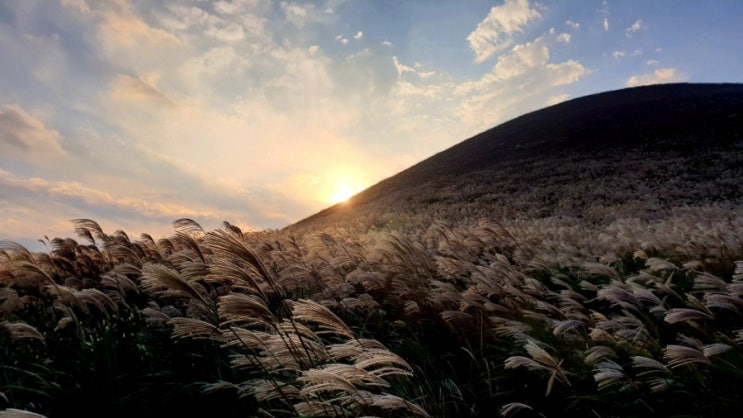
left=329, top=183, right=364, bottom=204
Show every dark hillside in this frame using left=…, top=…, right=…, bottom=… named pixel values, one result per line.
left=291, top=83, right=743, bottom=230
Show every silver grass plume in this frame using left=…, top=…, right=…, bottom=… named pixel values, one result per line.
left=140, top=263, right=210, bottom=307
left=504, top=340, right=570, bottom=395
left=368, top=394, right=430, bottom=417
left=205, top=230, right=283, bottom=298
left=219, top=293, right=277, bottom=328
left=593, top=360, right=627, bottom=390
left=0, top=321, right=44, bottom=342
left=664, top=344, right=711, bottom=368
left=291, top=299, right=354, bottom=339
left=0, top=410, right=48, bottom=418
left=170, top=317, right=224, bottom=341
left=501, top=402, right=544, bottom=418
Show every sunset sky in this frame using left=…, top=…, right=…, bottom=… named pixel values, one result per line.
left=2, top=0, right=742, bottom=248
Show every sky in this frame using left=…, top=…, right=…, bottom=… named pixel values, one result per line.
left=1, top=0, right=742, bottom=249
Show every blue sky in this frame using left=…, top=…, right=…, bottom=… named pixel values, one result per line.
left=1, top=0, right=742, bottom=248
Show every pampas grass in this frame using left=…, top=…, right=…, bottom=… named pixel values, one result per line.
left=3, top=206, right=743, bottom=417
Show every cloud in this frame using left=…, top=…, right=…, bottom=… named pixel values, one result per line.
left=547, top=94, right=569, bottom=106
left=603, top=18, right=609, bottom=31
left=354, top=31, right=363, bottom=40
left=393, top=56, right=416, bottom=77
left=467, top=0, right=541, bottom=63
left=0, top=169, right=219, bottom=223
left=546, top=60, right=590, bottom=86
left=0, top=168, right=250, bottom=246
left=0, top=105, right=65, bottom=160
left=646, top=59, right=659, bottom=66
left=565, top=20, right=580, bottom=30
left=556, top=33, right=571, bottom=43
left=626, top=67, right=687, bottom=87
left=492, top=36, right=549, bottom=80
left=625, top=19, right=645, bottom=37
left=454, top=33, right=590, bottom=130
left=612, top=50, right=625, bottom=60
left=98, top=1, right=186, bottom=69
left=281, top=2, right=309, bottom=27
left=205, top=21, right=245, bottom=42
left=60, top=0, right=91, bottom=14
left=110, top=74, right=175, bottom=107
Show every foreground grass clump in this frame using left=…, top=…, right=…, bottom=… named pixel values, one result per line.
left=2, top=212, right=743, bottom=417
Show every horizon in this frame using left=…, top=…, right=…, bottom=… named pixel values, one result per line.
left=2, top=0, right=743, bottom=249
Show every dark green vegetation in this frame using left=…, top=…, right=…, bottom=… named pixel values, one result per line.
left=2, top=83, right=743, bottom=417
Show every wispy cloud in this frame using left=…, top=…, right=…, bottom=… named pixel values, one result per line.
left=599, top=0, right=610, bottom=31
left=0, top=105, right=65, bottom=160
left=467, top=0, right=541, bottom=63
left=109, top=74, right=176, bottom=108
left=625, top=19, right=645, bottom=37
left=565, top=20, right=580, bottom=30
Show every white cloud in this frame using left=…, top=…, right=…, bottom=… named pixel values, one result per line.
left=454, top=32, right=589, bottom=131
left=626, top=19, right=645, bottom=37
left=393, top=56, right=416, bottom=77
left=492, top=37, right=549, bottom=80
left=418, top=70, right=436, bottom=79
left=467, top=0, right=541, bottom=63
left=603, top=18, right=609, bottom=31
left=281, top=2, right=309, bottom=27
left=336, top=34, right=349, bottom=44
left=214, top=1, right=241, bottom=15
left=0, top=105, right=66, bottom=160
left=626, top=67, right=687, bottom=87
left=205, top=21, right=245, bottom=42
left=354, top=31, right=363, bottom=40
left=612, top=50, right=625, bottom=60
left=178, top=45, right=249, bottom=84
left=556, top=33, right=571, bottom=43
left=547, top=94, right=569, bottom=106
left=646, top=59, right=659, bottom=66
left=381, top=40, right=392, bottom=47
left=565, top=20, right=580, bottom=30
left=633, top=48, right=643, bottom=56
left=546, top=59, right=589, bottom=86
left=98, top=2, right=186, bottom=70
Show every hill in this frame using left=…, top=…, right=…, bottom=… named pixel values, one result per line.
left=291, top=83, right=743, bottom=231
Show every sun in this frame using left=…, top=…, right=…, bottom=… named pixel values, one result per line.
left=320, top=167, right=368, bottom=205
left=329, top=183, right=362, bottom=204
